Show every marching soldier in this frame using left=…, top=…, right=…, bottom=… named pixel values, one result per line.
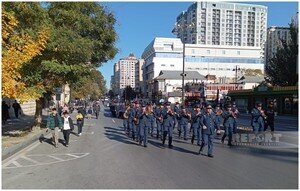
left=199, top=104, right=218, bottom=158
left=221, top=103, right=235, bottom=146
left=232, top=102, right=239, bottom=142
left=161, top=102, right=175, bottom=148
left=264, top=102, right=275, bottom=132
left=154, top=103, right=164, bottom=139
left=251, top=103, right=265, bottom=135
left=128, top=103, right=136, bottom=140
left=139, top=104, right=154, bottom=147
left=123, top=104, right=131, bottom=135
left=174, top=102, right=181, bottom=133
left=134, top=102, right=143, bottom=143
left=178, top=106, right=191, bottom=140
left=191, top=103, right=202, bottom=145
left=214, top=104, right=222, bottom=136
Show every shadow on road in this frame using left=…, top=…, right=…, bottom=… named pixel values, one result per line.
left=39, top=134, right=54, bottom=146
left=104, top=126, right=139, bottom=146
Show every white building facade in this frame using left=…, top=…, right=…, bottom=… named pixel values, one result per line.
left=173, top=1, right=267, bottom=60
left=141, top=37, right=264, bottom=98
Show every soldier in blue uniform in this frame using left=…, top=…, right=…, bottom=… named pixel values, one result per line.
left=221, top=104, right=235, bottom=146
left=199, top=104, right=218, bottom=158
left=232, top=102, right=239, bottom=142
left=251, top=103, right=265, bottom=134
left=128, top=103, right=136, bottom=140
left=214, top=104, right=223, bottom=136
left=178, top=106, right=191, bottom=140
left=135, top=103, right=144, bottom=143
left=161, top=102, right=175, bottom=148
left=149, top=103, right=156, bottom=137
left=191, top=103, right=202, bottom=145
left=154, top=103, right=164, bottom=139
left=139, top=104, right=154, bottom=147
left=174, top=102, right=181, bottom=135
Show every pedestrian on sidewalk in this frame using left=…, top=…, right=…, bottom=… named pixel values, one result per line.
left=46, top=108, right=63, bottom=148
left=12, top=100, right=22, bottom=119
left=76, top=110, right=84, bottom=136
left=87, top=107, right=93, bottom=119
left=62, top=111, right=74, bottom=147
left=2, top=101, right=10, bottom=125
left=264, top=102, right=275, bottom=133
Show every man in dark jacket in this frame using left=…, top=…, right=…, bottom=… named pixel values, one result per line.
left=46, top=108, right=63, bottom=148
left=264, top=102, right=275, bottom=132
left=12, top=100, right=21, bottom=119
left=2, top=101, right=10, bottom=125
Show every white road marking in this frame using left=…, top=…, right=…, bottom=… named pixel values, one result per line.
left=12, top=161, right=22, bottom=167
left=48, top=155, right=64, bottom=161
left=66, top=154, right=80, bottom=158
left=112, top=119, right=115, bottom=123
left=3, top=153, right=90, bottom=170
left=20, top=156, right=39, bottom=164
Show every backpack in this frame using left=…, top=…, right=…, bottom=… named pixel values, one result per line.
left=76, top=113, right=83, bottom=120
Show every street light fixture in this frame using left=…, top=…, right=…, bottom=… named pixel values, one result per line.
left=175, top=22, right=196, bottom=104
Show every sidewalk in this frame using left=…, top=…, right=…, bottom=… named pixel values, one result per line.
left=2, top=109, right=50, bottom=160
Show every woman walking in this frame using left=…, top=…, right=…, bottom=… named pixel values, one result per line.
left=62, top=111, right=74, bottom=147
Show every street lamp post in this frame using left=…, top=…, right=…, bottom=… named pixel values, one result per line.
left=233, top=65, right=241, bottom=90
left=182, top=42, right=186, bottom=104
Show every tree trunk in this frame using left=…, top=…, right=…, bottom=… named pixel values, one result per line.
left=31, top=98, right=43, bottom=131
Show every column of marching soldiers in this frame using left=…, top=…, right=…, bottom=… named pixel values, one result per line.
left=122, top=101, right=274, bottom=158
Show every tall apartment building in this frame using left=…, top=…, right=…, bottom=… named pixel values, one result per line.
left=141, top=37, right=264, bottom=98
left=173, top=2, right=268, bottom=59
left=135, top=59, right=144, bottom=93
left=112, top=54, right=142, bottom=96
left=266, top=26, right=291, bottom=63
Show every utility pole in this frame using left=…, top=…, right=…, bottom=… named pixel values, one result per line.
left=181, top=42, right=186, bottom=104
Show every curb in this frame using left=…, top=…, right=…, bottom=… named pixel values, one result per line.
left=2, top=129, right=51, bottom=161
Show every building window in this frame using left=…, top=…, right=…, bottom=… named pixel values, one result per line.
left=207, top=50, right=210, bottom=54
left=161, top=64, right=166, bottom=66
left=170, top=64, right=175, bottom=67
left=222, top=50, right=226, bottom=54
left=237, top=51, right=240, bottom=55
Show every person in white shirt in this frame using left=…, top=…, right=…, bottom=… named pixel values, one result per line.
left=62, top=111, right=74, bottom=147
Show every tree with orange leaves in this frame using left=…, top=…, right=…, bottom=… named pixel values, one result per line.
left=2, top=10, right=50, bottom=101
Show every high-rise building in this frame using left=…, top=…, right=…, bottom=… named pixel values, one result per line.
left=112, top=53, right=142, bottom=96
left=266, top=26, right=291, bottom=64
left=172, top=2, right=267, bottom=59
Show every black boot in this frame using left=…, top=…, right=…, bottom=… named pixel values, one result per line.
left=191, top=135, right=195, bottom=144
left=199, top=144, right=204, bottom=155
left=168, top=137, right=173, bottom=148
left=178, top=131, right=181, bottom=139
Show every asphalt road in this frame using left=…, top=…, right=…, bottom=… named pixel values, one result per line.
left=2, top=107, right=298, bottom=189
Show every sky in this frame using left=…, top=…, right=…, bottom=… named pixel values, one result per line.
left=99, top=1, right=299, bottom=89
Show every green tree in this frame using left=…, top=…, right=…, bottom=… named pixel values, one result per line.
left=266, top=22, right=298, bottom=86
left=122, top=86, right=136, bottom=101
left=71, top=70, right=107, bottom=100
left=6, top=2, right=118, bottom=128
